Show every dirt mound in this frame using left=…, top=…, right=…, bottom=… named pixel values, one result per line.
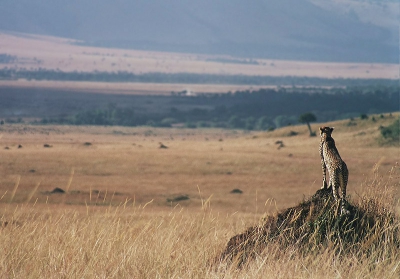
left=219, top=188, right=399, bottom=267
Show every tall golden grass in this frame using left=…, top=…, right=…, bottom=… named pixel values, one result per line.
left=0, top=114, right=399, bottom=277
left=218, top=164, right=400, bottom=269
left=0, top=165, right=398, bottom=278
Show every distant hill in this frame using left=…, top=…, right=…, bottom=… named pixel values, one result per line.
left=0, top=0, right=398, bottom=63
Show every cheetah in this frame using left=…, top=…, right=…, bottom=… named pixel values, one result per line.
left=319, top=126, right=349, bottom=215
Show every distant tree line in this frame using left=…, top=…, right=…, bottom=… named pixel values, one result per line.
left=41, top=106, right=149, bottom=127
left=0, top=54, right=16, bottom=64
left=205, top=58, right=260, bottom=65
left=0, top=68, right=397, bottom=87
left=34, top=85, right=399, bottom=131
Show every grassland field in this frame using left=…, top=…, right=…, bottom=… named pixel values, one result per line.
left=0, top=112, right=398, bottom=212
left=2, top=32, right=397, bottom=78
left=1, top=32, right=398, bottom=95
left=0, top=112, right=399, bottom=277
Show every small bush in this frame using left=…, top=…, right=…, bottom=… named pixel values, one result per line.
left=346, top=121, right=357, bottom=126
left=167, top=195, right=190, bottom=203
left=380, top=117, right=400, bottom=144
left=230, top=189, right=243, bottom=194
left=49, top=187, right=65, bottom=194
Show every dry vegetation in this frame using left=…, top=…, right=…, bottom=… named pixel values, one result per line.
left=2, top=32, right=397, bottom=78
left=1, top=32, right=398, bottom=95
left=0, top=113, right=399, bottom=278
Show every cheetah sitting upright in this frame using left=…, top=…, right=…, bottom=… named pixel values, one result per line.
left=319, top=126, right=349, bottom=215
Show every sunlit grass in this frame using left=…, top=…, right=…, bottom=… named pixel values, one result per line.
left=0, top=116, right=399, bottom=277
left=0, top=165, right=399, bottom=278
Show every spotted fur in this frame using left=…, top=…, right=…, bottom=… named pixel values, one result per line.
left=319, top=126, right=349, bottom=215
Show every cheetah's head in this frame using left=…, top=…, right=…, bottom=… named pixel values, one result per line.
left=319, top=126, right=334, bottom=138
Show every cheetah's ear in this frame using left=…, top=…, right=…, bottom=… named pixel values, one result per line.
left=319, top=127, right=324, bottom=131
left=330, top=127, right=334, bottom=132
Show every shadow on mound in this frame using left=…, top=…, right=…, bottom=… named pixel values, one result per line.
left=218, top=188, right=399, bottom=267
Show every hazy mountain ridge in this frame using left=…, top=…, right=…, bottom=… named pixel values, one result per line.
left=311, top=0, right=399, bottom=30
left=1, top=0, right=398, bottom=63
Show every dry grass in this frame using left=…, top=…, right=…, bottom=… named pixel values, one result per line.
left=0, top=32, right=398, bottom=96
left=0, top=167, right=399, bottom=278
left=0, top=32, right=398, bottom=94
left=0, top=114, right=399, bottom=278
left=218, top=166, right=400, bottom=266
left=0, top=113, right=398, bottom=212
left=2, top=32, right=397, bottom=79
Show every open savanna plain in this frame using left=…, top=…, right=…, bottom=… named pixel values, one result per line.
left=0, top=113, right=399, bottom=278
left=2, top=32, right=397, bottom=79
left=1, top=32, right=399, bottom=96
